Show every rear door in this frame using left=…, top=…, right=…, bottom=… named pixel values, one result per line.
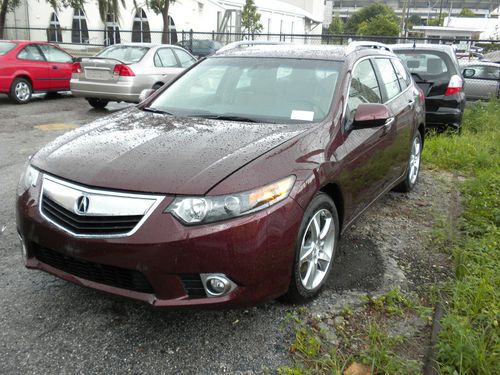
left=154, top=47, right=183, bottom=84
left=373, top=57, right=416, bottom=182
left=16, top=44, right=50, bottom=91
left=37, top=44, right=73, bottom=90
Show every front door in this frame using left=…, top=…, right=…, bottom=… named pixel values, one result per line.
left=338, top=58, right=401, bottom=224
left=16, top=44, right=50, bottom=91
left=38, top=44, right=74, bottom=91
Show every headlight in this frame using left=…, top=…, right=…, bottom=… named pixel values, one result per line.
left=166, top=175, right=296, bottom=225
left=18, top=164, right=40, bottom=193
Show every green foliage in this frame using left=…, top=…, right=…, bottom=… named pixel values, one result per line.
left=458, top=8, right=475, bottom=17
left=360, top=322, right=421, bottom=374
left=345, top=3, right=399, bottom=35
left=408, top=14, right=422, bottom=27
left=328, top=14, right=344, bottom=35
left=96, top=0, right=126, bottom=22
left=423, top=99, right=500, bottom=374
left=241, top=0, right=263, bottom=35
left=357, top=13, right=399, bottom=37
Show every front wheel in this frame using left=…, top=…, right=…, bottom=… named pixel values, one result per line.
left=394, top=131, right=422, bottom=193
left=281, top=193, right=339, bottom=303
left=86, top=98, right=109, bottom=109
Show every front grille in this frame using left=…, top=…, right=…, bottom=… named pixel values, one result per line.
left=41, top=195, right=143, bottom=236
left=33, top=245, right=154, bottom=294
left=180, top=274, right=206, bottom=298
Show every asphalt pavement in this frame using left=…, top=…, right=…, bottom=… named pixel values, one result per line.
left=0, top=93, right=393, bottom=374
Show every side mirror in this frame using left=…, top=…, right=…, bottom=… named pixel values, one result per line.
left=462, top=68, right=476, bottom=78
left=352, top=103, right=391, bottom=130
left=138, top=89, right=156, bottom=103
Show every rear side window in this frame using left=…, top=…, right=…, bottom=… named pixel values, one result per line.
left=97, top=46, right=149, bottom=63
left=0, top=41, right=16, bottom=55
left=395, top=51, right=453, bottom=78
left=17, top=45, right=45, bottom=61
left=174, top=49, right=196, bottom=68
left=372, top=58, right=401, bottom=100
left=392, top=59, right=412, bottom=89
left=38, top=44, right=73, bottom=63
left=154, top=48, right=178, bottom=67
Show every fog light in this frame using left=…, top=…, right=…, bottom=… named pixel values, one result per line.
left=200, top=273, right=237, bottom=297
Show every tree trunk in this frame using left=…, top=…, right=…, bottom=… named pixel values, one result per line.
left=161, top=2, right=170, bottom=44
left=0, top=0, right=10, bottom=40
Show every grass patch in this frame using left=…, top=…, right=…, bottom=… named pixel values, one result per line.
left=280, top=99, right=499, bottom=374
left=423, top=99, right=500, bottom=374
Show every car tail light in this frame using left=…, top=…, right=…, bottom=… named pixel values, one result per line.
left=445, top=75, right=463, bottom=96
left=418, top=88, right=425, bottom=103
left=72, top=62, right=82, bottom=74
left=113, top=64, right=135, bottom=77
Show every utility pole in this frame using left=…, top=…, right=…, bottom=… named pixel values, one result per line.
left=438, top=0, right=444, bottom=24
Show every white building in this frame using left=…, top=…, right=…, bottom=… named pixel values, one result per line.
left=5, top=0, right=324, bottom=47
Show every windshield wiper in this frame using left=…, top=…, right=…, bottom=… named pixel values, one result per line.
left=410, top=72, right=429, bottom=83
left=143, top=107, right=173, bottom=115
left=192, top=114, right=275, bottom=123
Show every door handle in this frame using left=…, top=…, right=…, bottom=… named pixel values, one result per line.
left=52, top=65, right=59, bottom=70
left=408, top=99, right=415, bottom=109
left=382, top=117, right=395, bottom=135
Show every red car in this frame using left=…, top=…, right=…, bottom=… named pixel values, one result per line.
left=0, top=40, right=74, bottom=103
left=16, top=43, right=425, bottom=308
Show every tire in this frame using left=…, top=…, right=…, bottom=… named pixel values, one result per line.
left=10, top=77, right=32, bottom=104
left=86, top=98, right=109, bottom=109
left=394, top=131, right=422, bottom=193
left=281, top=192, right=339, bottom=303
left=152, top=83, right=163, bottom=90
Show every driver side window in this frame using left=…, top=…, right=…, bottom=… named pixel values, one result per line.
left=345, top=59, right=382, bottom=127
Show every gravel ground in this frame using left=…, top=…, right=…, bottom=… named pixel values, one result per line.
left=0, top=95, right=454, bottom=374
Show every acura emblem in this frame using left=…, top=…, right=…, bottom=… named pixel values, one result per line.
left=75, top=195, right=90, bottom=214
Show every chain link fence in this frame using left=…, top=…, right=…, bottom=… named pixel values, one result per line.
left=3, top=26, right=499, bottom=100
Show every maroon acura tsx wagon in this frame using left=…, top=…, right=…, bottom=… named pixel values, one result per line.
left=16, top=42, right=425, bottom=307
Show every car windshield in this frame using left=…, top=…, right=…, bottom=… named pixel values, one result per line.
left=96, top=45, right=149, bottom=63
left=395, top=50, right=453, bottom=79
left=148, top=57, right=341, bottom=124
left=0, top=41, right=17, bottom=55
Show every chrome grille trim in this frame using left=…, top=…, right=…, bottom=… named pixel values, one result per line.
left=39, top=174, right=165, bottom=238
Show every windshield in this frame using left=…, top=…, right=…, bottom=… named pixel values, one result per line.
left=394, top=50, right=455, bottom=79
left=148, top=57, right=341, bottom=124
left=96, top=45, right=149, bottom=63
left=0, top=41, right=17, bottom=55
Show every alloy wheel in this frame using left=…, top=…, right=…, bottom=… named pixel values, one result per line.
left=409, top=135, right=421, bottom=185
left=299, top=208, right=335, bottom=290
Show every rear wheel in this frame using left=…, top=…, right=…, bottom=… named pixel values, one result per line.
left=10, top=78, right=32, bottom=104
left=394, top=131, right=422, bottom=193
left=281, top=193, right=339, bottom=303
left=86, top=98, right=109, bottom=109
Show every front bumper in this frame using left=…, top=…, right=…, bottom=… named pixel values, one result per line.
left=16, top=179, right=303, bottom=308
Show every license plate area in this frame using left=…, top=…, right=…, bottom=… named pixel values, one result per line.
left=84, top=69, right=112, bottom=81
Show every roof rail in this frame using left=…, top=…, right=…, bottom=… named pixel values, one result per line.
left=346, top=41, right=393, bottom=54
left=216, top=40, right=288, bottom=54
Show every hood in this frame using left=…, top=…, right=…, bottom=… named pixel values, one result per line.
left=31, top=108, right=307, bottom=195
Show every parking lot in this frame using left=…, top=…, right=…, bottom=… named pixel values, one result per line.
left=0, top=94, right=454, bottom=374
